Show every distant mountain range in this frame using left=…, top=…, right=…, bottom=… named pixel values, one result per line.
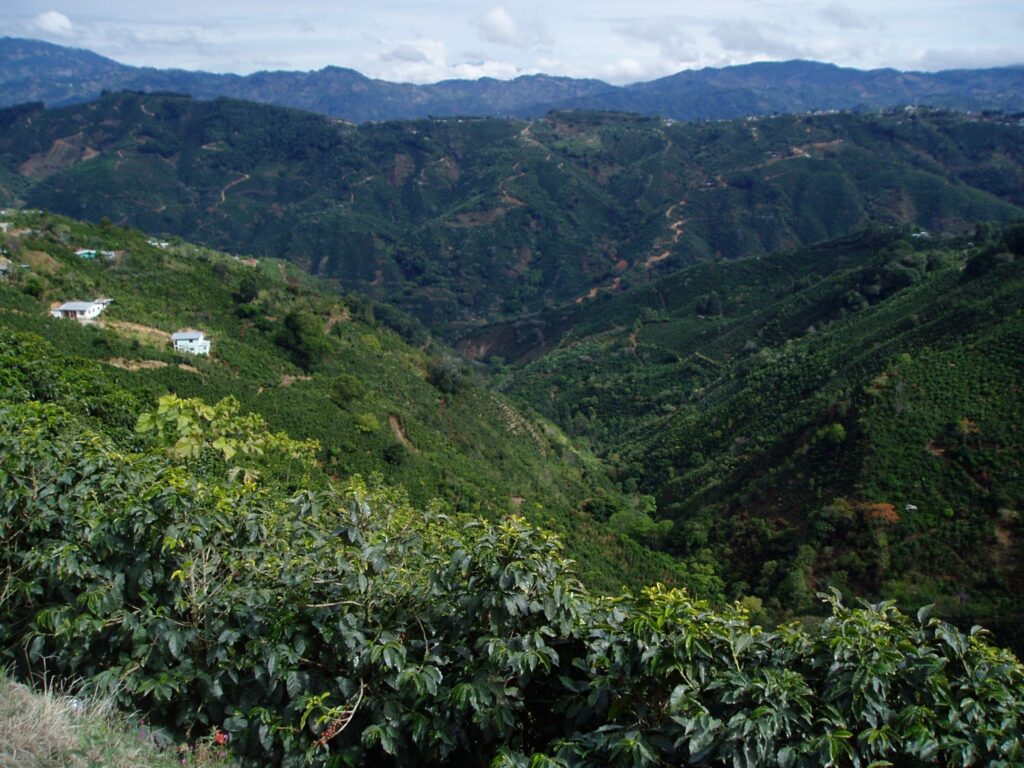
left=2, top=37, right=1023, bottom=123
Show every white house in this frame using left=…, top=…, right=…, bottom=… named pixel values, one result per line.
left=51, top=300, right=106, bottom=322
left=171, top=329, right=211, bottom=355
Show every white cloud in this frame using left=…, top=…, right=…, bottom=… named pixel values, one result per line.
left=477, top=6, right=519, bottom=45
left=8, top=0, right=1024, bottom=82
left=373, top=38, right=529, bottom=84
left=712, top=20, right=804, bottom=59
left=31, top=10, right=74, bottom=37
left=472, top=5, right=552, bottom=49
left=818, top=2, right=874, bottom=31
left=915, top=46, right=1024, bottom=71
left=597, top=56, right=687, bottom=84
left=382, top=44, right=430, bottom=64
left=613, top=18, right=696, bottom=60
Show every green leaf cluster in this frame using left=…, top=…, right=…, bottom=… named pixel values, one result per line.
left=1, top=400, right=1022, bottom=767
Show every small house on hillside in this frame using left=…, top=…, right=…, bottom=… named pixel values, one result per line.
left=75, top=249, right=97, bottom=259
left=51, top=300, right=106, bottom=322
left=171, top=329, right=211, bottom=356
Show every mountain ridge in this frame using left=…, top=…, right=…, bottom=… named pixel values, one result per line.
left=3, top=36, right=1023, bottom=122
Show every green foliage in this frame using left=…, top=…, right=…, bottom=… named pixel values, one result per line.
left=2, top=97, right=1022, bottom=334
left=328, top=373, right=366, bottom=407
left=274, top=311, right=327, bottom=371
left=504, top=227, right=1024, bottom=648
left=1, top=401, right=1022, bottom=767
left=0, top=211, right=690, bottom=595
left=427, top=354, right=466, bottom=394
left=135, top=394, right=319, bottom=489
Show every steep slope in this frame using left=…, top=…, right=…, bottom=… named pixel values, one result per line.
left=500, top=227, right=1024, bottom=648
left=1, top=93, right=1022, bottom=335
left=0, top=209, right=705, bottom=594
left=4, top=389, right=1022, bottom=767
left=3, top=38, right=1024, bottom=120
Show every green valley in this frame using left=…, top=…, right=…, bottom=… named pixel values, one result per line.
left=496, top=225, right=1024, bottom=647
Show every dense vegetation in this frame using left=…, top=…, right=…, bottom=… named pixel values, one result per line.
left=2, top=89, right=1023, bottom=765
left=1, top=94, right=1022, bottom=333
left=0, top=211, right=702, bottom=594
left=498, top=225, right=1024, bottom=650
left=2, top=383, right=1023, bottom=766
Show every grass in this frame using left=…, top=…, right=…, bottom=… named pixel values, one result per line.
left=0, top=672, right=235, bottom=768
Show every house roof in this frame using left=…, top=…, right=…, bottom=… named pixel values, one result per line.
left=171, top=330, right=205, bottom=341
left=57, top=301, right=98, bottom=311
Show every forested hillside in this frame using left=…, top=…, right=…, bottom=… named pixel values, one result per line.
left=0, top=210, right=706, bottom=593
left=1, top=217, right=1022, bottom=766
left=498, top=225, right=1024, bottom=648
left=0, top=93, right=1022, bottom=333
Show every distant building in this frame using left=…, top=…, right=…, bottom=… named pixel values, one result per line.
left=147, top=239, right=171, bottom=249
left=75, top=249, right=98, bottom=259
left=171, top=329, right=211, bottom=355
left=50, top=300, right=106, bottom=322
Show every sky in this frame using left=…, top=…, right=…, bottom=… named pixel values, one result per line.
left=7, top=1, right=1024, bottom=85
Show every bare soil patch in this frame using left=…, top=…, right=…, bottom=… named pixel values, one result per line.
left=23, top=250, right=62, bottom=273
left=105, top=357, right=168, bottom=371
left=325, top=307, right=351, bottom=334
left=102, top=321, right=168, bottom=346
left=280, top=373, right=312, bottom=387
left=389, top=415, right=418, bottom=452
left=452, top=207, right=510, bottom=227
left=18, top=135, right=94, bottom=179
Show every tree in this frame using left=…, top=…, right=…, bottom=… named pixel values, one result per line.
left=329, top=373, right=365, bottom=407
left=427, top=355, right=465, bottom=394
left=275, top=311, right=327, bottom=371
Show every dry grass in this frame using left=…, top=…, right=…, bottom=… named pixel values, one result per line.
left=1, top=674, right=82, bottom=767
left=0, top=673, right=234, bottom=768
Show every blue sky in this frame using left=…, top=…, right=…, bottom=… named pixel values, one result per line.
left=8, top=1, right=1024, bottom=84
